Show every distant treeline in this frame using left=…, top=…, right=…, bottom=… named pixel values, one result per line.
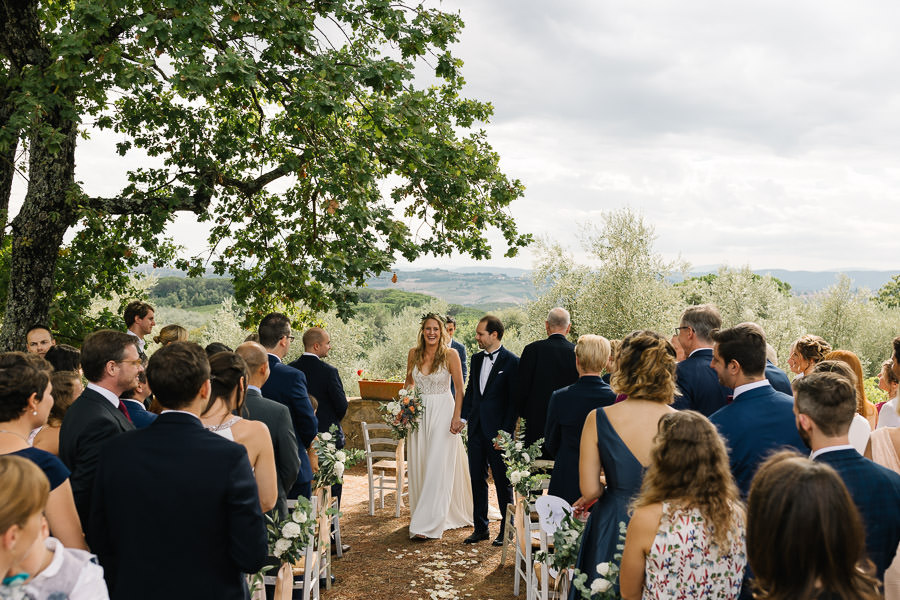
left=150, top=277, right=235, bottom=308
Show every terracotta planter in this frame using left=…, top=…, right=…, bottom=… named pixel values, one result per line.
left=357, top=379, right=404, bottom=401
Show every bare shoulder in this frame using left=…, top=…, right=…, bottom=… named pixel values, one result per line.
left=630, top=503, right=664, bottom=535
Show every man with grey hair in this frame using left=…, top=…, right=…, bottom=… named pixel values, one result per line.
left=672, top=304, right=731, bottom=416
left=513, top=307, right=578, bottom=452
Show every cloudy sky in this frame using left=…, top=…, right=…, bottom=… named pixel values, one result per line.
left=399, top=0, right=900, bottom=272
left=11, top=1, right=900, bottom=273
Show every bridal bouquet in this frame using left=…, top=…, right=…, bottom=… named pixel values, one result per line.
left=313, top=424, right=365, bottom=489
left=378, top=387, right=424, bottom=439
left=496, top=419, right=548, bottom=499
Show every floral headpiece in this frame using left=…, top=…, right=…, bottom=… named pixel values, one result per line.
left=420, top=312, right=445, bottom=325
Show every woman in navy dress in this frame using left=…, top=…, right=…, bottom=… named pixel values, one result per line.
left=571, top=330, right=677, bottom=596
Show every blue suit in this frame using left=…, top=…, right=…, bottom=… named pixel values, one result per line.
left=544, top=376, right=616, bottom=504
left=764, top=360, right=793, bottom=395
left=462, top=346, right=518, bottom=535
left=815, top=448, right=900, bottom=579
left=261, top=354, right=317, bottom=498
left=710, top=383, right=806, bottom=497
left=450, top=339, right=467, bottom=399
left=121, top=399, right=157, bottom=430
left=673, top=348, right=731, bottom=416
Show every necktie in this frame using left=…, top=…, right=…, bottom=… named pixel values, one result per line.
left=117, top=400, right=133, bottom=423
left=726, top=394, right=734, bottom=405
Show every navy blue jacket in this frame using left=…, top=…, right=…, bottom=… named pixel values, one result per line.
left=816, top=448, right=900, bottom=579
left=673, top=348, right=731, bottom=416
left=710, top=383, right=806, bottom=497
left=544, top=376, right=616, bottom=504
left=289, top=354, right=348, bottom=448
left=450, top=339, right=468, bottom=398
left=764, top=360, right=793, bottom=395
left=261, top=354, right=317, bottom=486
left=121, top=399, right=157, bottom=430
left=88, top=412, right=267, bottom=600
left=462, top=346, right=519, bottom=441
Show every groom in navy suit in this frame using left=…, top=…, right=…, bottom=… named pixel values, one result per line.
left=461, top=315, right=518, bottom=546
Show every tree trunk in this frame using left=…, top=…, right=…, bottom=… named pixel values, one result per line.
left=0, top=76, right=17, bottom=247
left=0, top=122, right=78, bottom=350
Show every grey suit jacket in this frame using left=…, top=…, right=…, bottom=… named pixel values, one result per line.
left=242, top=387, right=301, bottom=518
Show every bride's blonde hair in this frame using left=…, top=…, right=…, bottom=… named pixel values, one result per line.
left=413, top=313, right=450, bottom=372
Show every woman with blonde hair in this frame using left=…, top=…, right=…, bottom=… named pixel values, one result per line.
left=0, top=456, right=50, bottom=581
left=620, top=411, right=745, bottom=599
left=152, top=324, right=188, bottom=346
left=571, top=330, right=678, bottom=596
left=789, top=334, right=832, bottom=376
left=404, top=313, right=472, bottom=539
left=877, top=359, right=900, bottom=428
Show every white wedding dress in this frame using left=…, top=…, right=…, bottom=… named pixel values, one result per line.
left=407, top=365, right=473, bottom=538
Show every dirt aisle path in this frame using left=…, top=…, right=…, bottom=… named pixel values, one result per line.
left=323, top=466, right=518, bottom=600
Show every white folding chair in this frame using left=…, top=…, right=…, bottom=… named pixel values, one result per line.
left=534, top=495, right=573, bottom=600
left=513, top=478, right=550, bottom=599
left=264, top=495, right=321, bottom=600
left=361, top=421, right=407, bottom=516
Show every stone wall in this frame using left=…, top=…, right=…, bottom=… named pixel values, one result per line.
left=340, top=396, right=385, bottom=451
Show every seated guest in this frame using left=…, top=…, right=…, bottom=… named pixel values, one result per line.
left=0, top=353, right=87, bottom=550
left=572, top=330, right=677, bottom=594
left=620, top=411, right=746, bottom=600
left=544, top=334, right=616, bottom=504
left=152, top=324, right=187, bottom=347
left=0, top=456, right=51, bottom=579
left=672, top=304, right=731, bottom=416
left=119, top=371, right=157, bottom=429
left=33, top=371, right=84, bottom=455
left=200, top=352, right=278, bottom=513
left=826, top=349, right=878, bottom=429
left=87, top=342, right=267, bottom=600
left=812, top=360, right=872, bottom=454
left=794, top=371, right=900, bottom=580
left=788, top=334, right=832, bottom=377
left=748, top=451, right=880, bottom=600
left=709, top=323, right=805, bottom=497
left=44, top=344, right=81, bottom=373
left=877, top=359, right=900, bottom=428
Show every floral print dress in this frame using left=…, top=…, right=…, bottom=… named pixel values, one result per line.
left=643, top=503, right=746, bottom=600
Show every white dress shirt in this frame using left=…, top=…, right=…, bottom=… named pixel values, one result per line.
left=479, top=346, right=502, bottom=394
left=87, top=382, right=122, bottom=409
left=732, top=379, right=771, bottom=399
left=126, top=329, right=145, bottom=355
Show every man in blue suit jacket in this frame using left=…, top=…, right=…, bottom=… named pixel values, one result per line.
left=764, top=355, right=793, bottom=395
left=795, top=371, right=900, bottom=580
left=88, top=342, right=267, bottom=600
left=446, top=315, right=467, bottom=398
left=258, top=313, right=318, bottom=499
left=672, top=304, right=731, bottom=416
left=709, top=323, right=806, bottom=497
left=461, top=315, right=518, bottom=546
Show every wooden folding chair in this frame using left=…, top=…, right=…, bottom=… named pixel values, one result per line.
left=361, top=421, right=407, bottom=516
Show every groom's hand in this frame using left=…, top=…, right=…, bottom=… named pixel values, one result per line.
left=450, top=418, right=464, bottom=434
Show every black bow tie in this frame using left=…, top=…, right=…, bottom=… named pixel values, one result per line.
left=484, top=349, right=500, bottom=362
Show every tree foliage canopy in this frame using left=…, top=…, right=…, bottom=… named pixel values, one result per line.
left=0, top=0, right=531, bottom=346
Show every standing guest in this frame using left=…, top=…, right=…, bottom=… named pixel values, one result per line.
left=152, top=324, right=187, bottom=346
left=0, top=354, right=87, bottom=550
left=877, top=359, right=900, bottom=427
left=764, top=343, right=793, bottom=395
left=826, top=349, right=878, bottom=429
left=289, top=328, right=348, bottom=504
left=788, top=334, right=832, bottom=377
left=87, top=342, right=267, bottom=599
left=122, top=301, right=155, bottom=359
left=601, top=339, right=620, bottom=386
left=205, top=342, right=232, bottom=356
left=747, top=452, right=881, bottom=600
left=25, top=325, right=56, bottom=358
left=571, top=330, right=677, bottom=597
left=794, top=370, right=900, bottom=580
left=33, top=370, right=84, bottom=456
left=200, top=352, right=277, bottom=513
left=812, top=360, right=872, bottom=455
left=513, top=307, right=578, bottom=452
left=620, top=411, right=746, bottom=600
left=258, top=313, right=317, bottom=500
left=118, top=371, right=157, bottom=429
left=461, top=315, right=518, bottom=546
left=44, top=344, right=81, bottom=373
left=59, top=330, right=139, bottom=529
left=709, top=323, right=805, bottom=497
left=236, top=341, right=300, bottom=519
left=445, top=315, right=467, bottom=399
left=0, top=456, right=51, bottom=582
left=672, top=304, right=731, bottom=416
left=544, top=335, right=616, bottom=504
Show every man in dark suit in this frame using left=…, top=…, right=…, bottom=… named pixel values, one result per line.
left=709, top=322, right=806, bottom=497
left=764, top=344, right=793, bottom=395
left=446, top=315, right=467, bottom=398
left=460, top=315, right=519, bottom=546
left=544, top=334, right=616, bottom=504
left=795, top=371, right=900, bottom=580
left=514, top=307, right=578, bottom=452
left=672, top=304, right=731, bottom=416
left=258, top=312, right=318, bottom=500
left=59, top=330, right=140, bottom=528
left=88, top=342, right=267, bottom=600
left=237, top=341, right=301, bottom=519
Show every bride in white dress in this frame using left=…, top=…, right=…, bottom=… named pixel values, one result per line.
left=405, top=314, right=473, bottom=539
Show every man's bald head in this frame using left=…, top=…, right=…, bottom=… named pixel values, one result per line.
left=236, top=341, right=268, bottom=370
left=303, top=327, right=332, bottom=358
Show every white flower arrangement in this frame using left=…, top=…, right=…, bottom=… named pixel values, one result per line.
left=312, top=424, right=365, bottom=489
left=496, top=418, right=548, bottom=499
left=264, top=495, right=317, bottom=564
left=571, top=521, right=626, bottom=599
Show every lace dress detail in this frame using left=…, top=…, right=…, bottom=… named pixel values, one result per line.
left=413, top=366, right=452, bottom=396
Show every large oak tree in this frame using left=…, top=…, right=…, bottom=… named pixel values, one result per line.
left=0, top=0, right=530, bottom=348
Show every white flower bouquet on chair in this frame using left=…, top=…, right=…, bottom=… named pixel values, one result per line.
left=312, top=424, right=365, bottom=489
left=496, top=418, right=548, bottom=500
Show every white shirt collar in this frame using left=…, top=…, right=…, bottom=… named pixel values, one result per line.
left=160, top=409, right=201, bottom=422
left=126, top=329, right=145, bottom=352
left=810, top=444, right=855, bottom=460
left=87, top=382, right=121, bottom=408
left=247, top=384, right=262, bottom=393
left=689, top=347, right=712, bottom=357
left=733, top=379, right=771, bottom=399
